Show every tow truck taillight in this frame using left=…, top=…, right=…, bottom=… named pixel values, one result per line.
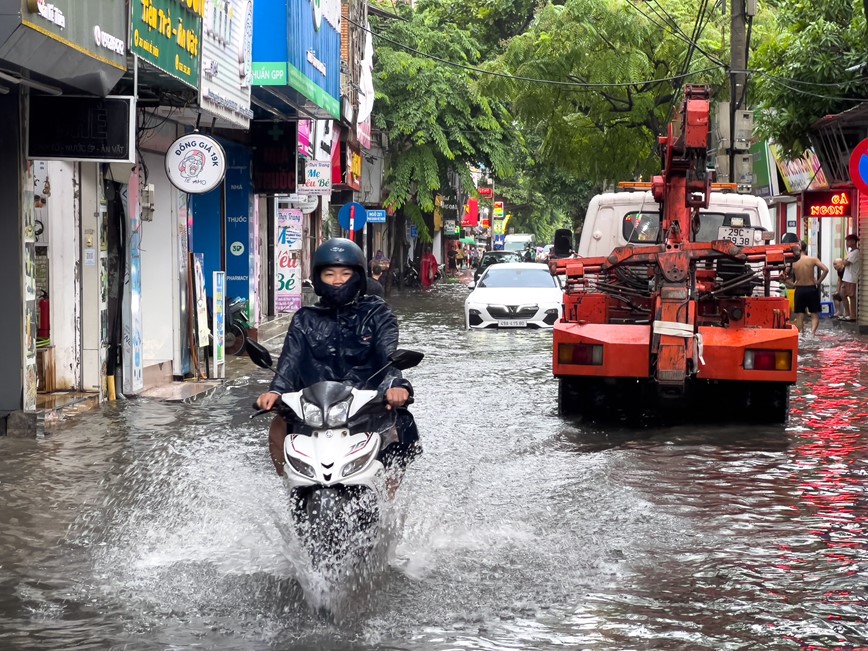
left=744, top=349, right=792, bottom=371
left=559, top=343, right=603, bottom=366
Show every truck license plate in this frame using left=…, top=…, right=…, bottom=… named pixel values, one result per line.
left=718, top=226, right=754, bottom=247
left=498, top=319, right=527, bottom=328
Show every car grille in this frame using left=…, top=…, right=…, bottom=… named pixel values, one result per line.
left=487, top=305, right=538, bottom=320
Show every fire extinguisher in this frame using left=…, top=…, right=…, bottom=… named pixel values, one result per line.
left=37, top=291, right=50, bottom=339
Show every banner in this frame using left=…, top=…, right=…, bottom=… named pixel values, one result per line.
left=275, top=208, right=303, bottom=312
left=769, top=143, right=829, bottom=193
left=212, top=271, right=226, bottom=378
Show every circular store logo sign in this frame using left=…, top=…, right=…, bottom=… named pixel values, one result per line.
left=165, top=133, right=227, bottom=194
left=230, top=241, right=245, bottom=256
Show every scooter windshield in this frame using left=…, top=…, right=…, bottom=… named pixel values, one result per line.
left=301, top=381, right=354, bottom=411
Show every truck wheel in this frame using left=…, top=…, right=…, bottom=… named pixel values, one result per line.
left=558, top=378, right=581, bottom=416
left=747, top=383, right=790, bottom=424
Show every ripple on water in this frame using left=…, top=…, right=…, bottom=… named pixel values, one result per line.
left=1, top=285, right=868, bottom=649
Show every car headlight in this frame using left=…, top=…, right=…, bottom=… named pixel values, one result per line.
left=301, top=400, right=324, bottom=427
left=287, top=455, right=315, bottom=478
left=326, top=400, right=351, bottom=427
left=342, top=449, right=375, bottom=478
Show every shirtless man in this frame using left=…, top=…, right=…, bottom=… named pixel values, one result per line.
left=785, top=241, right=829, bottom=335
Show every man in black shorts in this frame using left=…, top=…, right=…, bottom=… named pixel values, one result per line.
left=785, top=240, right=829, bottom=335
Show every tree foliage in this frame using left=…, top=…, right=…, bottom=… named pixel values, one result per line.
left=750, top=0, right=868, bottom=155
left=483, top=0, right=728, bottom=185
left=371, top=4, right=518, bottom=240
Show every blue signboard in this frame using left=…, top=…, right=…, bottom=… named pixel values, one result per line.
left=252, top=0, right=289, bottom=85
left=224, top=142, right=253, bottom=305
left=338, top=202, right=367, bottom=231
left=288, top=0, right=341, bottom=117
left=367, top=209, right=386, bottom=223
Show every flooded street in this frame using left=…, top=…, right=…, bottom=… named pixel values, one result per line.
left=2, top=284, right=868, bottom=650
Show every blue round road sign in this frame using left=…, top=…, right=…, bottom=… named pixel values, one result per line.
left=338, top=202, right=367, bottom=231
left=848, top=137, right=868, bottom=193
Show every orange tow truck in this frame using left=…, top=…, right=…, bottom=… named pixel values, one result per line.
left=550, top=85, right=800, bottom=423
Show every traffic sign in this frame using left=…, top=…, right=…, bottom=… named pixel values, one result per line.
left=338, top=202, right=367, bottom=231
left=367, top=209, right=386, bottom=223
left=849, top=138, right=868, bottom=193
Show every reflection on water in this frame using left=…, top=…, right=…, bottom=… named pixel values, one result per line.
left=1, top=285, right=868, bottom=649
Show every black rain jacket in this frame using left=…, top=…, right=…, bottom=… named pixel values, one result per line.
left=268, top=295, right=412, bottom=396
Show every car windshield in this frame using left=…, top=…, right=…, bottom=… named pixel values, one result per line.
left=478, top=268, right=557, bottom=288
left=481, top=252, right=521, bottom=266
left=623, top=211, right=754, bottom=243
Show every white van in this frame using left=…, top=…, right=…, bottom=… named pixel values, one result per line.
left=503, top=233, right=536, bottom=252
left=578, top=190, right=774, bottom=258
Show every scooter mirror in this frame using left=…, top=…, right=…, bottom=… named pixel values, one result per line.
left=246, top=340, right=273, bottom=369
left=389, top=349, right=424, bottom=370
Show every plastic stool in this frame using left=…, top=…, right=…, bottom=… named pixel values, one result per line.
left=820, top=301, right=835, bottom=319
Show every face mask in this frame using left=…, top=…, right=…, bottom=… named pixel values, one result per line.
left=314, top=271, right=363, bottom=307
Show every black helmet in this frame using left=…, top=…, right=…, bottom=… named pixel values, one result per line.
left=312, top=238, right=368, bottom=305
left=312, top=238, right=367, bottom=276
left=781, top=232, right=799, bottom=244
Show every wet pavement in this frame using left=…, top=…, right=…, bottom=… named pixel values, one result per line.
left=2, top=283, right=868, bottom=650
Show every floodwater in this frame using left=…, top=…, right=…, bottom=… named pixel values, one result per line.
left=2, top=283, right=868, bottom=650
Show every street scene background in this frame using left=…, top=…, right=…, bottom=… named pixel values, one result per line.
left=2, top=285, right=868, bottom=650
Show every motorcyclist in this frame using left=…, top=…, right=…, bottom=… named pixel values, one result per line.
left=256, top=238, right=420, bottom=479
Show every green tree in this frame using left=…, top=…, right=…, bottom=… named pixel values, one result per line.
left=483, top=0, right=729, bottom=184
left=750, top=0, right=868, bottom=155
left=371, top=4, right=518, bottom=241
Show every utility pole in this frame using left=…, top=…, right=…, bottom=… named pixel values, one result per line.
left=728, top=0, right=747, bottom=182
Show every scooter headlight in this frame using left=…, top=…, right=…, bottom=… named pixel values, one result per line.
left=326, top=399, right=351, bottom=427
left=341, top=449, right=375, bottom=478
left=301, top=400, right=324, bottom=427
left=287, top=455, right=315, bottom=478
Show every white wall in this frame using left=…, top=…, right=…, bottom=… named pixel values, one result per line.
left=140, top=152, right=179, bottom=364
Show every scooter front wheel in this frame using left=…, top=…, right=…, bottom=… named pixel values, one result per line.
left=225, top=322, right=247, bottom=356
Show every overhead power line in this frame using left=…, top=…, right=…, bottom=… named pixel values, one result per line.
left=355, top=16, right=721, bottom=89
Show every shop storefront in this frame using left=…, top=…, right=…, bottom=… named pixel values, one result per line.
left=0, top=0, right=128, bottom=434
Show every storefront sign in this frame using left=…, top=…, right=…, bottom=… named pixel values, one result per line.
left=225, top=144, right=254, bottom=302
left=165, top=133, right=227, bottom=193
left=298, top=119, right=313, bottom=157
left=199, top=0, right=254, bottom=128
left=277, top=207, right=304, bottom=250
left=769, top=143, right=829, bottom=193
left=288, top=0, right=340, bottom=117
left=275, top=208, right=303, bottom=312
left=803, top=190, right=853, bottom=217
left=28, top=96, right=135, bottom=163
left=130, top=0, right=204, bottom=88
left=20, top=0, right=126, bottom=69
left=252, top=121, right=298, bottom=194
left=299, top=159, right=332, bottom=195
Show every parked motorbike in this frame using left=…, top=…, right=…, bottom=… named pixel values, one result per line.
left=246, top=341, right=424, bottom=568
left=225, top=297, right=252, bottom=356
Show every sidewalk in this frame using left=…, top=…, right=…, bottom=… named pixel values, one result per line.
left=136, top=311, right=295, bottom=402
left=38, top=312, right=296, bottom=432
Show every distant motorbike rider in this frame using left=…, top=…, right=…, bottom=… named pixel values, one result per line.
left=256, top=238, right=420, bottom=480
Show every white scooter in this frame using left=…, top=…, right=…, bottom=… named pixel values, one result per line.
left=247, top=341, right=423, bottom=567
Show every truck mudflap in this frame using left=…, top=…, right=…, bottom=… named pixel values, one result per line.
left=553, top=322, right=651, bottom=379
left=695, top=325, right=798, bottom=384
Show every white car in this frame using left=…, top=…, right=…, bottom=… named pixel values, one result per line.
left=465, top=263, right=563, bottom=329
